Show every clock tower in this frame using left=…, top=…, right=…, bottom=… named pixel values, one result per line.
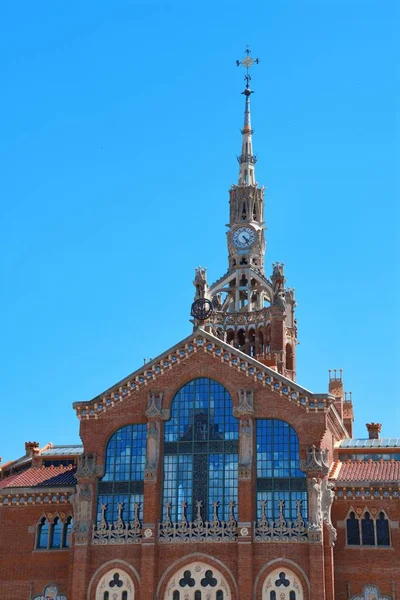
left=192, top=50, right=297, bottom=381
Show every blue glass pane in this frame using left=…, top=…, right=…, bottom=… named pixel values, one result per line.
left=38, top=519, right=49, bottom=549
left=163, top=378, right=238, bottom=521
left=103, top=424, right=147, bottom=482
left=346, top=512, right=360, bottom=545
left=97, top=493, right=143, bottom=525
left=256, top=419, right=306, bottom=521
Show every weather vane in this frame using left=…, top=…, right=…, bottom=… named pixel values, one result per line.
left=236, top=46, right=259, bottom=90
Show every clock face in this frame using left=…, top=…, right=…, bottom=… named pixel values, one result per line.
left=232, top=226, right=255, bottom=249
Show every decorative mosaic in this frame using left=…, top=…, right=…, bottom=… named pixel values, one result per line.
left=334, top=486, right=399, bottom=501
left=33, top=584, right=66, bottom=600
left=0, top=492, right=70, bottom=507
left=75, top=333, right=332, bottom=420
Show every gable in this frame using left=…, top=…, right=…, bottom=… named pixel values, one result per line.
left=73, top=329, right=336, bottom=422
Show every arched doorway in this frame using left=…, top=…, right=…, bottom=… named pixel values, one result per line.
left=262, top=568, right=303, bottom=600
left=96, top=569, right=134, bottom=600
left=164, top=562, right=231, bottom=599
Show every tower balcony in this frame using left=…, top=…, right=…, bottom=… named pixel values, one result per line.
left=237, top=153, right=258, bottom=165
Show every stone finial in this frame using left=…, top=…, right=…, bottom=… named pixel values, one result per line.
left=366, top=422, right=382, bottom=440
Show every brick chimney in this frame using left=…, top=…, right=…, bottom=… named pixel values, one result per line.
left=366, top=423, right=382, bottom=440
left=329, top=369, right=344, bottom=419
left=25, top=441, right=39, bottom=456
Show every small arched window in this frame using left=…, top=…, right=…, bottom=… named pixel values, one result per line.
left=195, top=592, right=201, bottom=600
left=103, top=593, right=109, bottom=600
left=50, top=517, right=63, bottom=548
left=173, top=592, right=180, bottom=600
left=216, top=592, right=224, bottom=600
left=290, top=593, right=296, bottom=600
left=270, top=593, right=276, bottom=600
left=62, top=516, right=73, bottom=548
left=346, top=512, right=360, bottom=545
left=376, top=512, right=390, bottom=546
left=37, top=517, right=49, bottom=549
left=285, top=344, right=293, bottom=371
left=361, top=512, right=375, bottom=546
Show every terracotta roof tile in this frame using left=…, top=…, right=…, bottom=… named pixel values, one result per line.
left=0, top=465, right=77, bottom=490
left=335, top=460, right=400, bottom=483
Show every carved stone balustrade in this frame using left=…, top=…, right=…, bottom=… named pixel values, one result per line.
left=159, top=500, right=237, bottom=543
left=92, top=502, right=142, bottom=545
left=254, top=499, right=317, bottom=543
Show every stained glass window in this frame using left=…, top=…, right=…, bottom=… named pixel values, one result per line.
left=346, top=512, right=360, bottom=545
left=376, top=512, right=390, bottom=546
left=361, top=512, right=375, bottom=545
left=256, top=419, right=307, bottom=521
left=97, top=424, right=147, bottom=525
left=163, top=378, right=238, bottom=521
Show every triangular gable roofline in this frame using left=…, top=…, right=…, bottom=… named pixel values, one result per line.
left=73, top=328, right=337, bottom=421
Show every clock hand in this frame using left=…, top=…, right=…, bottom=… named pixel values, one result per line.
left=243, top=235, right=250, bottom=245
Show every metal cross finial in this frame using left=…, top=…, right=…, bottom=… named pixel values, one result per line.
left=236, top=47, right=260, bottom=90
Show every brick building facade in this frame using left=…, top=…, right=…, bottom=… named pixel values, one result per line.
left=0, top=53, right=398, bottom=600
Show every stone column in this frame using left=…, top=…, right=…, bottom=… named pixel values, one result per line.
left=234, top=389, right=255, bottom=600
left=141, top=392, right=169, bottom=600
left=69, top=454, right=99, bottom=600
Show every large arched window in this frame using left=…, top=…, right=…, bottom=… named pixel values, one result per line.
left=97, top=424, right=147, bottom=525
left=163, top=378, right=238, bottom=522
left=256, top=419, right=307, bottom=521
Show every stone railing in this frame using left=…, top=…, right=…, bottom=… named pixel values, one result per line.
left=92, top=502, right=141, bottom=545
left=204, top=307, right=271, bottom=327
left=159, top=500, right=237, bottom=543
left=254, top=499, right=310, bottom=542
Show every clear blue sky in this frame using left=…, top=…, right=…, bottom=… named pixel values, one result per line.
left=0, top=1, right=397, bottom=463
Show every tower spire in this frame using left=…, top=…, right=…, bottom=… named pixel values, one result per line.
left=236, top=48, right=259, bottom=186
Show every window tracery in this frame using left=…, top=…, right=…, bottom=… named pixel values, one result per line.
left=346, top=509, right=391, bottom=547
left=164, top=562, right=229, bottom=600
left=262, top=568, right=303, bottom=600
left=163, top=378, right=238, bottom=523
left=35, top=514, right=73, bottom=550
left=95, top=569, right=134, bottom=600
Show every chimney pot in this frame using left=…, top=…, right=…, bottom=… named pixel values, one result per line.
left=366, top=423, right=382, bottom=440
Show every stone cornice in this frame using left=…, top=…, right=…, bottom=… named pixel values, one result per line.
left=327, top=405, right=349, bottom=441
left=73, top=330, right=334, bottom=420
left=0, top=489, right=73, bottom=507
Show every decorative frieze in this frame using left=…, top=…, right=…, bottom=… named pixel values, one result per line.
left=92, top=502, right=142, bottom=545
left=0, top=492, right=70, bottom=507
left=74, top=334, right=332, bottom=420
left=159, top=500, right=237, bottom=543
left=335, top=486, right=399, bottom=501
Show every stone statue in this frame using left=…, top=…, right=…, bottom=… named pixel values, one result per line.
left=321, top=478, right=337, bottom=545
left=239, top=419, right=253, bottom=467
left=307, top=477, right=322, bottom=529
left=146, top=421, right=159, bottom=470
left=193, top=267, right=208, bottom=299
left=212, top=292, right=223, bottom=310
left=70, top=481, right=93, bottom=534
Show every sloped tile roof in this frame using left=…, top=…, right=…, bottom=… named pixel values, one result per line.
left=0, top=466, right=77, bottom=490
left=335, top=460, right=400, bottom=483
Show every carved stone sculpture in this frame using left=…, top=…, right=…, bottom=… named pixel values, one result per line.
left=306, top=445, right=330, bottom=474
left=239, top=419, right=253, bottom=470
left=76, top=453, right=97, bottom=478
left=146, top=421, right=160, bottom=472
left=193, top=267, right=208, bottom=300
left=234, top=389, right=255, bottom=416
left=321, top=478, right=337, bottom=546
left=70, top=481, right=93, bottom=542
left=307, top=477, right=322, bottom=529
